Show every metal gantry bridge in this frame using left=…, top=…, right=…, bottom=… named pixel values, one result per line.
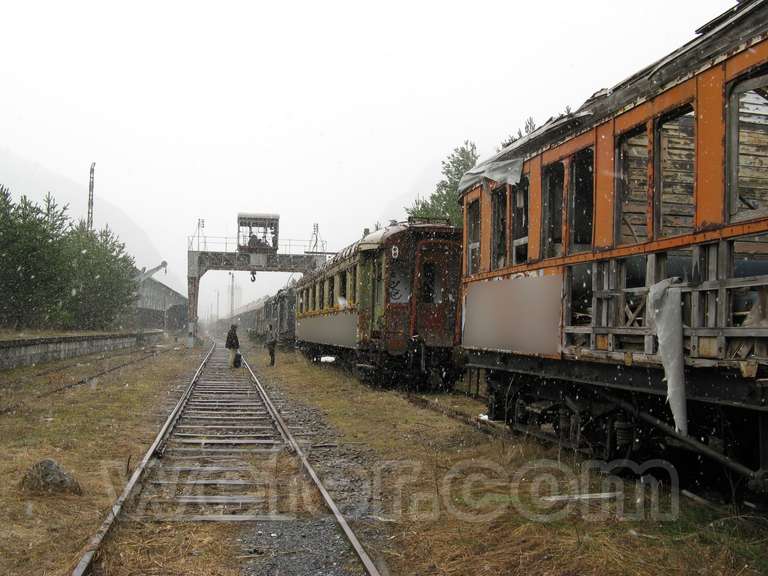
left=187, top=213, right=327, bottom=338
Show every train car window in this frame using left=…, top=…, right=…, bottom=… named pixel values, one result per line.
left=729, top=72, right=768, bottom=222
left=338, top=270, right=347, bottom=306
left=732, top=233, right=768, bottom=278
left=542, top=162, right=564, bottom=258
left=388, top=256, right=412, bottom=304
left=569, top=263, right=592, bottom=326
left=421, top=261, right=443, bottom=304
left=350, top=264, right=357, bottom=305
left=512, top=175, right=529, bottom=264
left=318, top=281, right=325, bottom=310
left=373, top=254, right=385, bottom=323
left=491, top=185, right=507, bottom=269
left=467, top=200, right=480, bottom=275
left=657, top=104, right=695, bottom=238
left=569, top=148, right=594, bottom=254
left=328, top=276, right=335, bottom=308
left=731, top=233, right=768, bottom=328
left=616, top=126, right=650, bottom=245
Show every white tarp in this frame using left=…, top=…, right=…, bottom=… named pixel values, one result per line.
left=648, top=278, right=687, bottom=435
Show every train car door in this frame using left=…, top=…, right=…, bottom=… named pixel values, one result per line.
left=414, top=241, right=460, bottom=347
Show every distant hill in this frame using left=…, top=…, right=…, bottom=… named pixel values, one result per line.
left=0, top=148, right=185, bottom=293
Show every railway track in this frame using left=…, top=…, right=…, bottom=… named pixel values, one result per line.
left=71, top=341, right=380, bottom=576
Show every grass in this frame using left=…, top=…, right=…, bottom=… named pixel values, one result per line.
left=248, top=347, right=768, bottom=576
left=0, top=345, right=205, bottom=576
left=94, top=522, right=241, bottom=576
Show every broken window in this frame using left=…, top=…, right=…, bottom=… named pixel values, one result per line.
left=318, top=281, right=324, bottom=310
left=569, top=148, right=594, bottom=253
left=338, top=270, right=347, bottom=306
left=657, top=104, right=695, bottom=238
left=421, top=261, right=443, bottom=304
left=467, top=200, right=480, bottom=275
left=542, top=162, right=564, bottom=258
left=569, top=263, right=592, bottom=326
left=512, top=175, right=529, bottom=264
left=328, top=276, right=335, bottom=308
left=731, top=233, right=768, bottom=329
left=729, top=71, right=768, bottom=221
left=617, top=126, right=649, bottom=245
left=491, top=185, right=507, bottom=269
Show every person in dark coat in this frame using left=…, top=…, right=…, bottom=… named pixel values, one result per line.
left=225, top=324, right=240, bottom=367
left=266, top=323, right=277, bottom=367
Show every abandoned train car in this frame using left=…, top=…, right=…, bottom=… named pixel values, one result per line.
left=294, top=218, right=462, bottom=386
left=240, top=287, right=296, bottom=344
left=459, top=0, right=768, bottom=487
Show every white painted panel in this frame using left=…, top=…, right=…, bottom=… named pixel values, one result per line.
left=463, top=273, right=562, bottom=355
left=296, top=311, right=358, bottom=348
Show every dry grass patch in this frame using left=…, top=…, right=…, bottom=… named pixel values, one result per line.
left=0, top=346, right=204, bottom=576
left=249, top=348, right=768, bottom=576
left=94, top=522, right=241, bottom=576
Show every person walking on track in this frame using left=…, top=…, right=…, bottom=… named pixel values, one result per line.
left=225, top=324, right=240, bottom=368
left=266, top=323, right=277, bottom=367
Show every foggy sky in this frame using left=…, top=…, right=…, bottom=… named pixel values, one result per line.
left=1, top=0, right=733, bottom=318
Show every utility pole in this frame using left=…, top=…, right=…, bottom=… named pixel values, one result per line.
left=87, top=162, right=95, bottom=230
left=229, top=272, right=235, bottom=320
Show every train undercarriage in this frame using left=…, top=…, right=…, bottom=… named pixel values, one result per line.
left=473, top=351, right=768, bottom=493
left=298, top=340, right=459, bottom=390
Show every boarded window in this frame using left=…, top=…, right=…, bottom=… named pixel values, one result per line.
left=542, top=163, right=564, bottom=258
left=467, top=200, right=480, bottom=275
left=569, top=148, right=594, bottom=253
left=617, top=127, right=649, bottom=245
left=512, top=175, right=529, bottom=264
left=657, top=105, right=695, bottom=237
left=729, top=72, right=768, bottom=221
left=491, top=185, right=507, bottom=269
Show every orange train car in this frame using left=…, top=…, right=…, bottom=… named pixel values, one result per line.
left=459, top=0, right=768, bottom=488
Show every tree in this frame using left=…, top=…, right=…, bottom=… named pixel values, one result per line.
left=60, top=222, right=137, bottom=330
left=0, top=191, right=68, bottom=328
left=406, top=140, right=478, bottom=227
left=0, top=186, right=138, bottom=331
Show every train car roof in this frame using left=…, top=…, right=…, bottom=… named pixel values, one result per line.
left=458, top=0, right=768, bottom=199
left=298, top=219, right=456, bottom=284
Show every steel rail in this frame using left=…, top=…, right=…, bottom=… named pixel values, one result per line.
left=70, top=340, right=216, bottom=576
left=242, top=355, right=382, bottom=576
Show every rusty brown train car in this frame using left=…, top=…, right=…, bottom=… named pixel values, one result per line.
left=459, top=0, right=768, bottom=488
left=295, top=218, right=461, bottom=387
